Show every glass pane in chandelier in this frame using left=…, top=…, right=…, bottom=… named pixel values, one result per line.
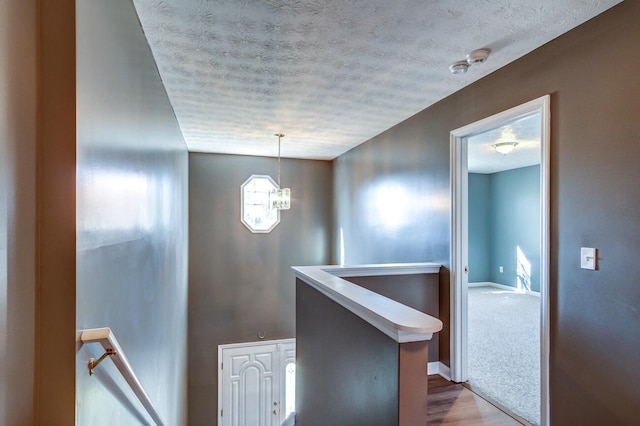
left=269, top=187, right=290, bottom=210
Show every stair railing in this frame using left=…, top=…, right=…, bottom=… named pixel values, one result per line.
left=79, top=327, right=164, bottom=426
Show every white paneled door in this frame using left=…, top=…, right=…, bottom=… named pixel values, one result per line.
left=219, top=339, right=295, bottom=426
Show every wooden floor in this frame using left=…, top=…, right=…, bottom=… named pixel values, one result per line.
left=427, top=375, right=524, bottom=425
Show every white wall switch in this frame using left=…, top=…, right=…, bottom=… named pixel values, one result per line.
left=581, top=247, right=597, bottom=270
left=499, top=266, right=503, bottom=273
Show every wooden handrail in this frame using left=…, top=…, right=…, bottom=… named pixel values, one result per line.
left=79, top=327, right=164, bottom=426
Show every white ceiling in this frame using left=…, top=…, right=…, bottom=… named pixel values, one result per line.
left=132, top=0, right=620, bottom=160
left=468, top=112, right=541, bottom=174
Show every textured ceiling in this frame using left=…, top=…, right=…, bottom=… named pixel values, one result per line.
left=132, top=0, right=620, bottom=160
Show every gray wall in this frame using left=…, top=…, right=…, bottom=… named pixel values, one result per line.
left=346, top=273, right=440, bottom=361
left=296, top=280, right=399, bottom=426
left=75, top=0, right=189, bottom=424
left=189, top=153, right=332, bottom=424
left=0, top=0, right=37, bottom=423
left=334, top=1, right=640, bottom=423
left=469, top=166, right=541, bottom=292
left=334, top=135, right=450, bottom=266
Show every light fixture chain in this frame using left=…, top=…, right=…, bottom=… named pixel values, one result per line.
left=270, top=133, right=290, bottom=210
left=275, top=133, right=284, bottom=188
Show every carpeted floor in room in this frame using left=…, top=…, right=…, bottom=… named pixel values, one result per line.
left=467, top=285, right=540, bottom=425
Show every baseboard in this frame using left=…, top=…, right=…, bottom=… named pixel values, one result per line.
left=428, top=361, right=451, bottom=380
left=468, top=281, right=540, bottom=297
left=468, top=281, right=495, bottom=288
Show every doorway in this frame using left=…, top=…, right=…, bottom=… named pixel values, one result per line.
left=218, top=339, right=296, bottom=426
left=450, top=95, right=550, bottom=425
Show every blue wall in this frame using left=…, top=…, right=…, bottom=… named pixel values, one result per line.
left=469, top=166, right=540, bottom=292
left=490, top=166, right=541, bottom=292
left=468, top=174, right=491, bottom=282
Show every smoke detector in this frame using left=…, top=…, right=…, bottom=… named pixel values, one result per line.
left=449, top=61, right=469, bottom=75
left=467, top=48, right=490, bottom=65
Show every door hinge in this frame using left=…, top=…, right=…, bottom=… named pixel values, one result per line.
left=221, top=362, right=223, bottom=370
left=221, top=409, right=223, bottom=417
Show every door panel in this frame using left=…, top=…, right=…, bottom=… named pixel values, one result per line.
left=220, top=339, right=295, bottom=426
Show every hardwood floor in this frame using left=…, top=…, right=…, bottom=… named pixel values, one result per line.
left=427, top=375, right=524, bottom=425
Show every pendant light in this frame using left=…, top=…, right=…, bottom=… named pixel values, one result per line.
left=269, top=133, right=291, bottom=210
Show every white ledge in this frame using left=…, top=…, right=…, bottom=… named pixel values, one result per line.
left=292, top=263, right=443, bottom=343
left=323, top=262, right=441, bottom=277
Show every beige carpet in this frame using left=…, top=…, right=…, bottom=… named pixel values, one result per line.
left=467, top=286, right=540, bottom=425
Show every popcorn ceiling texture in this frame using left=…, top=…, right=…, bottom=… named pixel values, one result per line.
left=132, top=0, right=619, bottom=159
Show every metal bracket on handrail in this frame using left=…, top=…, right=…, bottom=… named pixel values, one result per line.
left=80, top=327, right=164, bottom=426
left=88, top=347, right=117, bottom=376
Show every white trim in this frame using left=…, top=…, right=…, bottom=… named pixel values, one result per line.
left=326, top=262, right=441, bottom=277
left=292, top=264, right=443, bottom=343
left=240, top=174, right=280, bottom=233
left=467, top=281, right=494, bottom=288
left=217, top=338, right=295, bottom=352
left=427, top=361, right=452, bottom=381
left=450, top=95, right=550, bottom=426
left=450, top=126, right=468, bottom=382
left=468, top=281, right=541, bottom=297
left=540, top=94, right=551, bottom=426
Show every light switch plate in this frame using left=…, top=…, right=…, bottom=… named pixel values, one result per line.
left=581, top=247, right=597, bottom=270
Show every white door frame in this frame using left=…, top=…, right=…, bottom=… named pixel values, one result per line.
left=450, top=95, right=550, bottom=426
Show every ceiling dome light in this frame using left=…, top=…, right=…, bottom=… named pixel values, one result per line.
left=467, top=48, right=490, bottom=65
left=449, top=61, right=469, bottom=75
left=493, top=141, right=518, bottom=155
